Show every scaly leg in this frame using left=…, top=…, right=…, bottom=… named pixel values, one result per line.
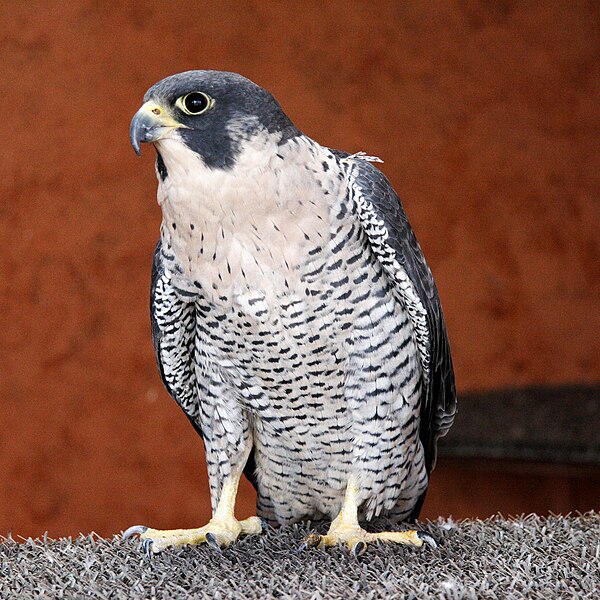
left=304, top=476, right=436, bottom=556
left=123, top=472, right=262, bottom=554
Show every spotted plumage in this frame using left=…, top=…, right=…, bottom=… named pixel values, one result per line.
left=127, top=70, right=456, bottom=554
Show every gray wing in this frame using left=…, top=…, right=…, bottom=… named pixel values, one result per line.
left=150, top=241, right=199, bottom=427
left=346, top=157, right=457, bottom=474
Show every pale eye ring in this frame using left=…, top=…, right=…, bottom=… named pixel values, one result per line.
left=176, top=91, right=213, bottom=116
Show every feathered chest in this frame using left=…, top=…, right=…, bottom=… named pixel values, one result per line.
left=154, top=135, right=344, bottom=304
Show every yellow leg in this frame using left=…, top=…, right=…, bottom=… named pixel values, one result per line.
left=123, top=474, right=262, bottom=554
left=305, top=476, right=436, bottom=556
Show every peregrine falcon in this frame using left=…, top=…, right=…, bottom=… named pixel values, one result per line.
left=124, top=70, right=456, bottom=555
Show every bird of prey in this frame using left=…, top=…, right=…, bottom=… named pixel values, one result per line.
left=124, top=70, right=456, bottom=556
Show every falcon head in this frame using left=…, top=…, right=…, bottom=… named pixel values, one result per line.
left=130, top=70, right=299, bottom=170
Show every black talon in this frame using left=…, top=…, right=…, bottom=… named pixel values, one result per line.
left=142, top=538, right=154, bottom=557
left=417, top=531, right=438, bottom=549
left=122, top=525, right=148, bottom=540
left=352, top=541, right=367, bottom=557
left=205, top=532, right=222, bottom=552
left=260, top=518, right=269, bottom=532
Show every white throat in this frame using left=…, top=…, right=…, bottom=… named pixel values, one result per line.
left=153, top=132, right=342, bottom=303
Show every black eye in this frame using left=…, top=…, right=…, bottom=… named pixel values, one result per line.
left=178, top=92, right=212, bottom=115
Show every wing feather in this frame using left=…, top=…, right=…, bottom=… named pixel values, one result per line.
left=150, top=241, right=260, bottom=489
left=150, top=241, right=200, bottom=431
left=346, top=157, right=457, bottom=474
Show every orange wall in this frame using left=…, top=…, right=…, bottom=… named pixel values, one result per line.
left=0, top=1, right=598, bottom=538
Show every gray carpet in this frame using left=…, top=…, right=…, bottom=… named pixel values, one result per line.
left=1, top=513, right=598, bottom=599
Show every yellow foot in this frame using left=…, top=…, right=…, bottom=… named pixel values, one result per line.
left=123, top=516, right=263, bottom=555
left=304, top=522, right=437, bottom=557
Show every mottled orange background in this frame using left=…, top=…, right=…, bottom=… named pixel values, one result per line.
left=0, top=1, right=598, bottom=538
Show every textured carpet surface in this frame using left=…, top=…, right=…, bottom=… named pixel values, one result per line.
left=1, top=513, right=598, bottom=599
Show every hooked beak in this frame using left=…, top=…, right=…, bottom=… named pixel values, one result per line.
left=130, top=101, right=187, bottom=156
